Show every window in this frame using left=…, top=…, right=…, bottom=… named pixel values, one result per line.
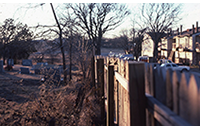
left=185, top=38, right=189, bottom=47
left=173, top=39, right=176, bottom=43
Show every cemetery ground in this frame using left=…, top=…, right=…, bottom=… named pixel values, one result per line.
left=0, top=64, right=101, bottom=126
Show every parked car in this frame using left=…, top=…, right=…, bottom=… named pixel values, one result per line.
left=124, top=57, right=135, bottom=61
left=158, top=59, right=173, bottom=64
left=108, top=51, right=115, bottom=57
left=138, top=56, right=149, bottom=62
left=159, top=63, right=190, bottom=72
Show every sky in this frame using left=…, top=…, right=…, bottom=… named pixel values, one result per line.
left=0, top=1, right=200, bottom=39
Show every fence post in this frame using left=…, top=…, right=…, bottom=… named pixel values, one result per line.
left=129, top=62, right=146, bottom=126
left=97, top=58, right=106, bottom=126
left=166, top=68, right=173, bottom=110
left=172, top=70, right=181, bottom=115
left=107, top=65, right=114, bottom=126
left=114, top=58, right=119, bottom=125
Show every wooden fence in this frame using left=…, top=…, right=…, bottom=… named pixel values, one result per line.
left=93, top=55, right=200, bottom=126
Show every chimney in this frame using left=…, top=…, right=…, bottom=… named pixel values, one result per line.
left=196, top=21, right=198, bottom=33
left=180, top=25, right=182, bottom=35
left=177, top=28, right=179, bottom=35
left=192, top=24, right=195, bottom=34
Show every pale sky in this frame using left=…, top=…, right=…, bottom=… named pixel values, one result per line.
left=0, top=1, right=200, bottom=38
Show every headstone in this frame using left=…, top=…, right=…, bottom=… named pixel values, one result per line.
left=0, top=60, right=3, bottom=73
left=22, top=59, right=32, bottom=66
left=20, top=67, right=30, bottom=74
left=7, top=59, right=14, bottom=66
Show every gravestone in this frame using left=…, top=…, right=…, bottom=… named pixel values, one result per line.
left=20, top=67, right=30, bottom=74
left=22, top=59, right=32, bottom=66
left=0, top=60, right=3, bottom=73
left=7, top=59, right=14, bottom=66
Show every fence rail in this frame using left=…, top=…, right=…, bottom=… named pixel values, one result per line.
left=93, top=55, right=200, bottom=126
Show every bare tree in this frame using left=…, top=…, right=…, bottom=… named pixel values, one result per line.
left=67, top=3, right=130, bottom=55
left=138, top=3, right=182, bottom=61
left=130, top=28, right=147, bottom=60
left=118, top=27, right=147, bottom=60
left=118, top=29, right=130, bottom=54
left=50, top=3, right=68, bottom=83
left=0, top=18, right=35, bottom=64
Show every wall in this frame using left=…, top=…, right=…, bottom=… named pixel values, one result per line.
left=142, top=34, right=154, bottom=57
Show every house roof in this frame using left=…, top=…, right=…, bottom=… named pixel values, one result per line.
left=179, top=27, right=200, bottom=37
left=161, top=27, right=200, bottom=40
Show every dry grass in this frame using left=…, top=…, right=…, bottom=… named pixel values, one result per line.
left=0, top=70, right=101, bottom=126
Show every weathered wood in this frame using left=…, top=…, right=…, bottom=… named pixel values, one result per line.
left=179, top=72, right=190, bottom=123
left=145, top=63, right=155, bottom=126
left=115, top=72, right=129, bottom=91
left=145, top=63, right=150, bottom=94
left=129, top=62, right=146, bottom=126
left=97, top=59, right=105, bottom=125
left=172, top=70, right=181, bottom=115
left=146, top=93, right=191, bottom=126
left=125, top=60, right=130, bottom=126
left=155, top=66, right=166, bottom=105
left=182, top=74, right=200, bottom=125
left=114, top=58, right=119, bottom=125
left=149, top=63, right=155, bottom=96
left=107, top=65, right=114, bottom=126
left=118, top=58, right=122, bottom=125
left=166, top=68, right=173, bottom=110
left=91, top=56, right=95, bottom=89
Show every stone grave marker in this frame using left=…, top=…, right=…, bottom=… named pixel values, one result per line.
left=20, top=67, right=30, bottom=74
left=22, top=59, right=32, bottom=66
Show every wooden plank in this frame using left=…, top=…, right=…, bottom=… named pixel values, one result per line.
left=97, top=59, right=105, bottom=126
left=149, top=63, right=155, bottom=96
left=115, top=72, right=129, bottom=91
left=146, top=93, right=191, bottom=126
left=118, top=58, right=122, bottom=126
left=166, top=68, right=173, bottom=110
left=179, top=72, right=190, bottom=123
left=185, top=74, right=200, bottom=125
left=114, top=58, right=119, bottom=125
left=129, top=62, right=146, bottom=126
left=172, top=70, right=181, bottom=115
left=145, top=63, right=150, bottom=94
left=107, top=65, right=114, bottom=126
left=125, top=60, right=130, bottom=126
left=155, top=67, right=166, bottom=105
left=148, top=63, right=156, bottom=126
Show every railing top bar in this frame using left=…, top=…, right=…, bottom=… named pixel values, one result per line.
left=146, top=93, right=192, bottom=126
left=115, top=71, right=129, bottom=91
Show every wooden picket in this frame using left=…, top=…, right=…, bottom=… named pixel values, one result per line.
left=93, top=55, right=200, bottom=126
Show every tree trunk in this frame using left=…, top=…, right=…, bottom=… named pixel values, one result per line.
left=95, top=33, right=102, bottom=55
left=153, top=41, right=159, bottom=62
left=50, top=3, right=67, bottom=83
